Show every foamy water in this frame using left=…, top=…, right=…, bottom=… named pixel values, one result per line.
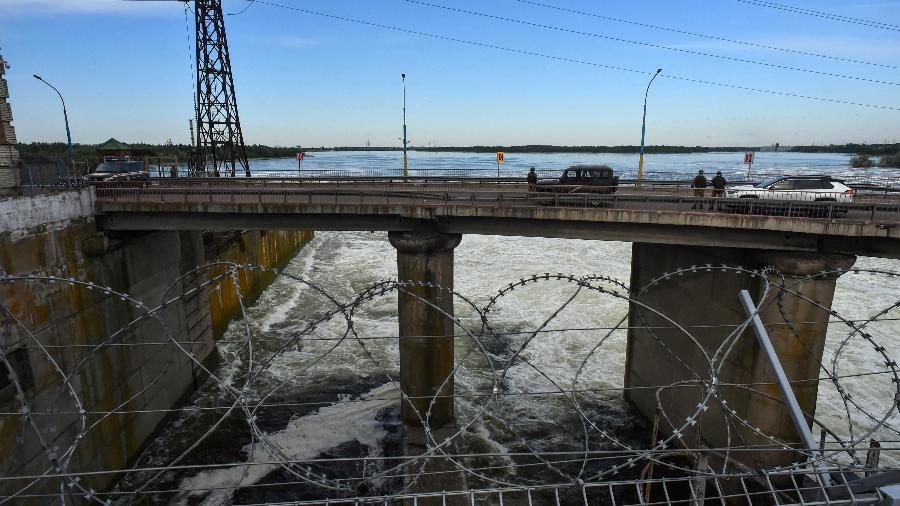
left=119, top=230, right=900, bottom=503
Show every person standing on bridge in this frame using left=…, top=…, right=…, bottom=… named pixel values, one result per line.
left=527, top=167, right=537, bottom=192
left=711, top=171, right=726, bottom=197
left=691, top=169, right=708, bottom=209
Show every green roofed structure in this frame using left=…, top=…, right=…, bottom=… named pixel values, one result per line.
left=97, top=138, right=132, bottom=162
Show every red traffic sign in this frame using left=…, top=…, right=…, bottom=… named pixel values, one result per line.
left=296, top=152, right=305, bottom=161
left=744, top=152, right=754, bottom=165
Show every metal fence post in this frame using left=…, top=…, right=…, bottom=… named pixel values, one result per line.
left=691, top=452, right=709, bottom=506
left=738, top=289, right=832, bottom=488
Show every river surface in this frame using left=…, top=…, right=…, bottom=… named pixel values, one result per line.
left=244, top=150, right=892, bottom=179
left=121, top=152, right=900, bottom=504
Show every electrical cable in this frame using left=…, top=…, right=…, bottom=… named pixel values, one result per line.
left=736, top=0, right=900, bottom=32
left=245, top=0, right=900, bottom=112
left=514, top=0, right=898, bottom=69
left=403, top=0, right=900, bottom=87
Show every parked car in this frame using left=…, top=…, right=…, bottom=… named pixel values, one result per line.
left=723, top=175, right=854, bottom=216
left=85, top=161, right=149, bottom=183
left=535, top=165, right=619, bottom=194
left=726, top=175, right=854, bottom=202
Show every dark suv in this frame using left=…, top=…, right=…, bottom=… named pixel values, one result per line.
left=535, top=165, right=619, bottom=194
left=86, top=161, right=149, bottom=183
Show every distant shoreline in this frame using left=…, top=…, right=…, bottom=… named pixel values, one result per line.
left=16, top=142, right=898, bottom=169
left=304, top=144, right=897, bottom=155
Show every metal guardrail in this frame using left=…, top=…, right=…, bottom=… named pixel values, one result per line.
left=130, top=174, right=900, bottom=194
left=226, top=467, right=900, bottom=505
left=263, top=169, right=900, bottom=187
left=93, top=181, right=900, bottom=225
left=259, top=167, right=758, bottom=182
left=17, top=159, right=88, bottom=195
left=113, top=176, right=900, bottom=198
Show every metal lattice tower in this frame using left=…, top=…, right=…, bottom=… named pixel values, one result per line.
left=193, top=0, right=250, bottom=177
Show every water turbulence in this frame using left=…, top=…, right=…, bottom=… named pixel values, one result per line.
left=3, top=233, right=899, bottom=504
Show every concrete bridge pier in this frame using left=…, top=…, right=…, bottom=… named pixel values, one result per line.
left=389, top=231, right=462, bottom=428
left=625, top=243, right=855, bottom=472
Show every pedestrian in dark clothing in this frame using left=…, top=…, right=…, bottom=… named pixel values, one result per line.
left=709, top=170, right=727, bottom=210
left=527, top=167, right=537, bottom=192
left=691, top=170, right=708, bottom=209
left=711, top=171, right=726, bottom=197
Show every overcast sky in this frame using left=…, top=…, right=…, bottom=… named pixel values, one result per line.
left=1, top=0, right=898, bottom=147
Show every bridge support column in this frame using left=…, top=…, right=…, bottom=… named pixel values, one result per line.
left=624, top=243, right=854, bottom=471
left=389, top=231, right=462, bottom=428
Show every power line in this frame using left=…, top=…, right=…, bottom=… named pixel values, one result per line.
left=248, top=0, right=898, bottom=111
left=515, top=0, right=897, bottom=69
left=403, top=0, right=899, bottom=86
left=227, top=0, right=256, bottom=16
left=736, top=0, right=900, bottom=32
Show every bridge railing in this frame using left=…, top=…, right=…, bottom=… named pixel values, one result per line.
left=114, top=178, right=900, bottom=201
left=143, top=172, right=900, bottom=193
left=261, top=167, right=758, bottom=182
left=94, top=182, right=900, bottom=224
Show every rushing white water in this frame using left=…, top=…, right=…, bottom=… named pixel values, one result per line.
left=177, top=383, right=398, bottom=505
left=121, top=148, right=900, bottom=501
left=154, top=229, right=899, bottom=503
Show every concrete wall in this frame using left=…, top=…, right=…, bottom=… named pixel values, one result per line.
left=0, top=194, right=215, bottom=500
left=0, top=191, right=313, bottom=501
left=0, top=187, right=95, bottom=241
left=207, top=229, right=313, bottom=339
left=625, top=242, right=854, bottom=472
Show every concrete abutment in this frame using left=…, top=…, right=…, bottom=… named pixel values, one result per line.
left=625, top=242, right=855, bottom=472
left=0, top=190, right=313, bottom=502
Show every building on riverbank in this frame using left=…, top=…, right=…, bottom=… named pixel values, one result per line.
left=0, top=52, right=21, bottom=194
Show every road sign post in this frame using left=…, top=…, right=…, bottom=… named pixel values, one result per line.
left=496, top=151, right=505, bottom=177
left=297, top=151, right=305, bottom=176
left=744, top=151, right=755, bottom=180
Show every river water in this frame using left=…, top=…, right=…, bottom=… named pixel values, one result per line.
left=120, top=152, right=900, bottom=504
left=245, top=150, right=894, bottom=179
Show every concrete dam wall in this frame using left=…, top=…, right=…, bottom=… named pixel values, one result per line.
left=206, top=229, right=314, bottom=339
left=0, top=189, right=311, bottom=500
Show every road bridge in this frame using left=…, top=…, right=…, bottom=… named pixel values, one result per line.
left=94, top=178, right=900, bottom=259
left=91, top=177, right=900, bottom=475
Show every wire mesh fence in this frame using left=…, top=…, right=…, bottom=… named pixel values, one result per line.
left=2, top=260, right=900, bottom=504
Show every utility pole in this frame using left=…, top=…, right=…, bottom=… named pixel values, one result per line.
left=193, top=0, right=251, bottom=177
left=637, top=68, right=662, bottom=188
left=402, top=73, right=408, bottom=177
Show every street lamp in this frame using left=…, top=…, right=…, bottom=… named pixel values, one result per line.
left=637, top=68, right=662, bottom=187
left=33, top=74, right=73, bottom=155
left=402, top=73, right=408, bottom=177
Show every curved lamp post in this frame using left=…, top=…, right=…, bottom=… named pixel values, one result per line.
left=33, top=74, right=73, bottom=155
left=637, top=68, right=662, bottom=187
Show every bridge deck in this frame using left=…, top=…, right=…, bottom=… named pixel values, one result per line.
left=94, top=180, right=900, bottom=259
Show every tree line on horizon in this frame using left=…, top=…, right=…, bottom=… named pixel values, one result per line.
left=15, top=141, right=900, bottom=169
left=15, top=142, right=301, bottom=170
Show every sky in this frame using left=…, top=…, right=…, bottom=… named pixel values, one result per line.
left=1, top=0, right=898, bottom=147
